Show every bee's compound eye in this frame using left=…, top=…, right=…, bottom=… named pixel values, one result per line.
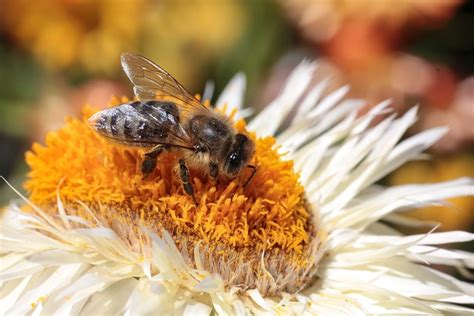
left=229, top=152, right=240, bottom=166
left=225, top=134, right=254, bottom=177
left=225, top=152, right=242, bottom=176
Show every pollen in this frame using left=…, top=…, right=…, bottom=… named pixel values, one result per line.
left=24, top=101, right=325, bottom=296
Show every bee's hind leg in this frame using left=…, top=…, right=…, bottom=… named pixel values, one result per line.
left=141, top=144, right=169, bottom=177
left=179, top=159, right=196, bottom=204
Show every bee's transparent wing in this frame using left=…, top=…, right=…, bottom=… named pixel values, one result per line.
left=121, top=53, right=207, bottom=114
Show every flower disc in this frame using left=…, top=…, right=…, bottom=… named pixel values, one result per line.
left=25, top=104, right=325, bottom=296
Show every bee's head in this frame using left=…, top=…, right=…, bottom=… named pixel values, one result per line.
left=224, top=134, right=255, bottom=177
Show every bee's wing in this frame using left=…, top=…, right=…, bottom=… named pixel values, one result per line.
left=120, top=52, right=209, bottom=118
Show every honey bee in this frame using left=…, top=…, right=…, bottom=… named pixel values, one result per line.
left=88, top=53, right=256, bottom=202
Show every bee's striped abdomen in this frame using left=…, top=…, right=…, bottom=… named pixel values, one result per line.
left=88, top=100, right=180, bottom=147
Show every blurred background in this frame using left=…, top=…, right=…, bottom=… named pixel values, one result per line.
left=0, top=0, right=472, bottom=237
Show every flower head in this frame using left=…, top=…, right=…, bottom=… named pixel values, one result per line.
left=24, top=100, right=324, bottom=296
left=1, top=62, right=473, bottom=315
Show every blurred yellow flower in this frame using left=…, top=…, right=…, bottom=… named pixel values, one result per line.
left=2, top=0, right=142, bottom=73
left=1, top=0, right=246, bottom=85
left=140, top=0, right=246, bottom=87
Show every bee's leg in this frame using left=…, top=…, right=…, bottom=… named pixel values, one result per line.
left=179, top=159, right=196, bottom=204
left=243, top=164, right=257, bottom=187
left=209, top=162, right=218, bottom=178
left=209, top=162, right=219, bottom=186
left=141, top=144, right=169, bottom=177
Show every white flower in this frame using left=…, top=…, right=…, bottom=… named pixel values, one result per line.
left=1, top=61, right=473, bottom=315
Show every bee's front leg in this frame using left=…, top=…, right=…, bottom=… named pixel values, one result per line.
left=209, top=161, right=219, bottom=187
left=141, top=144, right=169, bottom=177
left=209, top=162, right=218, bottom=179
left=179, top=159, right=196, bottom=204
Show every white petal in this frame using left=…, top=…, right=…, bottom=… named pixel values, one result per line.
left=22, top=264, right=85, bottom=309
left=41, top=267, right=118, bottom=315
left=183, top=300, right=213, bottom=316
left=81, top=278, right=137, bottom=315
left=249, top=61, right=316, bottom=136
left=320, top=107, right=419, bottom=215
left=304, top=85, right=350, bottom=120
left=411, top=231, right=474, bottom=245
left=216, top=73, right=246, bottom=117
left=202, top=80, right=214, bottom=103
left=0, top=275, right=32, bottom=315
left=325, top=178, right=474, bottom=231
left=294, top=79, right=330, bottom=119
left=124, top=278, right=179, bottom=315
